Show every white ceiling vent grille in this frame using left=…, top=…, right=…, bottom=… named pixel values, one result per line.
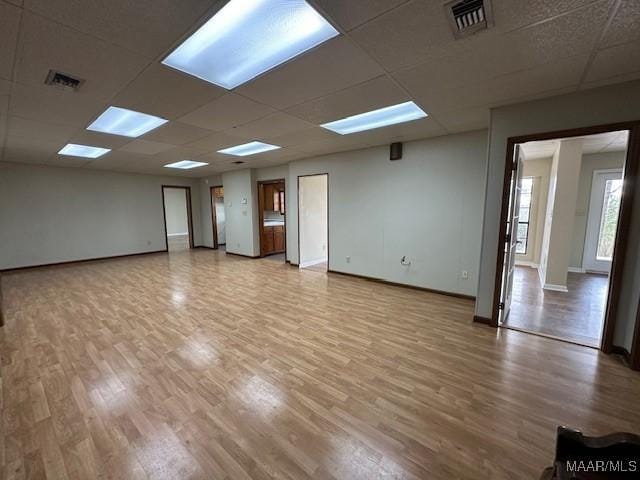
left=44, top=70, right=84, bottom=91
left=445, top=0, right=494, bottom=39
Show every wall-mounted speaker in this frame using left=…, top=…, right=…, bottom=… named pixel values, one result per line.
left=390, top=142, right=403, bottom=161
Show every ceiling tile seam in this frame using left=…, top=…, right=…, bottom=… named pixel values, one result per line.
left=326, top=16, right=452, bottom=135
left=578, top=0, right=623, bottom=87
left=501, top=0, right=612, bottom=35
left=2, top=3, right=24, bottom=163
left=21, top=7, right=159, bottom=62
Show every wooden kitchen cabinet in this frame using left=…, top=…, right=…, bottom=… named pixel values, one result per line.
left=274, top=225, right=285, bottom=251
left=264, top=184, right=274, bottom=211
left=262, top=226, right=275, bottom=253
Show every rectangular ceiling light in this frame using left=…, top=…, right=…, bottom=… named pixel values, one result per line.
left=218, top=141, right=281, bottom=156
left=162, top=0, right=339, bottom=89
left=58, top=143, right=111, bottom=158
left=87, top=106, right=168, bottom=138
left=164, top=160, right=209, bottom=169
left=320, top=101, right=428, bottom=135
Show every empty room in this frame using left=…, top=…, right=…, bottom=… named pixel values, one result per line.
left=1, top=1, right=640, bottom=480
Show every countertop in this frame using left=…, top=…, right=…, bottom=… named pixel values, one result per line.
left=264, top=220, right=285, bottom=227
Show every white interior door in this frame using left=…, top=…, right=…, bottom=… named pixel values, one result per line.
left=499, top=146, right=524, bottom=324
left=583, top=169, right=623, bottom=273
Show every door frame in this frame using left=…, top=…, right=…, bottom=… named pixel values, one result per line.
left=490, top=122, right=640, bottom=356
left=257, top=179, right=287, bottom=259
left=297, top=173, right=329, bottom=270
left=210, top=185, right=224, bottom=249
left=582, top=168, right=624, bottom=273
left=161, top=185, right=195, bottom=251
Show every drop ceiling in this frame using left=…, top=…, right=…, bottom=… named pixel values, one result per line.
left=520, top=130, right=629, bottom=160
left=0, top=0, right=639, bottom=177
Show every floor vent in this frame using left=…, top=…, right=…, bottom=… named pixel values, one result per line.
left=445, top=0, right=493, bottom=39
left=44, top=70, right=84, bottom=91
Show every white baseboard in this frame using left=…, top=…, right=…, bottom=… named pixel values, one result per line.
left=300, top=257, right=328, bottom=268
left=515, top=260, right=539, bottom=268
left=568, top=267, right=586, bottom=273
left=543, top=283, right=569, bottom=292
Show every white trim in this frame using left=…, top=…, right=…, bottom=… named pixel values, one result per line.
left=543, top=283, right=569, bottom=292
left=515, top=260, right=539, bottom=268
left=300, top=257, right=328, bottom=268
left=568, top=267, right=586, bottom=273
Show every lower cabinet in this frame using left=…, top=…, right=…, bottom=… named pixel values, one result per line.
left=262, top=225, right=285, bottom=255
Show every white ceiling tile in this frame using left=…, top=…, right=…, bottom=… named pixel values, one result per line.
left=401, top=54, right=587, bottom=114
left=585, top=40, right=640, bottom=83
left=262, top=126, right=336, bottom=148
left=600, top=0, right=640, bottom=48
left=120, top=139, right=174, bottom=155
left=0, top=2, right=21, bottom=81
left=178, top=93, right=275, bottom=131
left=236, top=36, right=384, bottom=109
left=15, top=11, right=149, bottom=102
left=430, top=107, right=489, bottom=133
left=183, top=131, right=248, bottom=154
left=313, top=0, right=410, bottom=31
left=10, top=82, right=106, bottom=127
left=4, top=0, right=24, bottom=6
left=286, top=75, right=409, bottom=124
left=69, top=130, right=131, bottom=150
left=4, top=133, right=60, bottom=164
left=8, top=115, right=78, bottom=145
left=349, top=0, right=468, bottom=72
left=112, top=63, right=226, bottom=120
left=23, top=0, right=218, bottom=59
left=142, top=121, right=212, bottom=145
left=491, top=0, right=599, bottom=33
left=47, top=156, right=93, bottom=168
left=84, top=150, right=150, bottom=171
left=227, top=112, right=314, bottom=140
left=0, top=79, right=12, bottom=96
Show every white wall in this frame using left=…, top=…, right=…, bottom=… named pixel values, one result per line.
left=221, top=169, right=260, bottom=257
left=476, top=79, right=640, bottom=350
left=199, top=175, right=223, bottom=248
left=286, top=130, right=487, bottom=297
left=163, top=187, right=189, bottom=235
left=299, top=175, right=328, bottom=266
left=0, top=162, right=202, bottom=270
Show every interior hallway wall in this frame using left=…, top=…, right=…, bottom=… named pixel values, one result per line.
left=221, top=169, right=260, bottom=257
left=0, top=162, right=202, bottom=270
left=286, top=130, right=488, bottom=297
left=476, top=79, right=640, bottom=351
left=199, top=175, right=223, bottom=248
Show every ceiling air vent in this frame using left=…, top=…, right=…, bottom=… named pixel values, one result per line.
left=445, top=0, right=493, bottom=39
left=44, top=70, right=84, bottom=91
left=232, top=160, right=245, bottom=165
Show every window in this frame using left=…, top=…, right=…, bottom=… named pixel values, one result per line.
left=516, top=177, right=533, bottom=254
left=596, top=178, right=622, bottom=261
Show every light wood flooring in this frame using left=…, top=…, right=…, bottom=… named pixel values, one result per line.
left=1, top=250, right=639, bottom=480
left=504, top=266, right=608, bottom=347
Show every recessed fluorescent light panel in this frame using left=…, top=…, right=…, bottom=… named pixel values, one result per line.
left=218, top=141, right=281, bottom=156
left=87, top=106, right=168, bottom=138
left=162, top=0, right=339, bottom=89
left=58, top=143, right=111, bottom=158
left=320, top=101, right=428, bottom=135
left=164, top=160, right=208, bottom=169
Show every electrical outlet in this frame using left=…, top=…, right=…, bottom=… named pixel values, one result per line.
left=346, top=256, right=350, bottom=263
left=461, top=270, right=469, bottom=279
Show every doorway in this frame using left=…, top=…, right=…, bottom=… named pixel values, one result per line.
left=258, top=179, right=286, bottom=261
left=162, top=186, right=194, bottom=252
left=298, top=174, right=328, bottom=272
left=495, top=128, right=633, bottom=349
left=210, top=186, right=225, bottom=250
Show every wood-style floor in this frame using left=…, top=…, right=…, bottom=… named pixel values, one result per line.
left=504, top=266, right=608, bottom=347
left=1, top=251, right=639, bottom=480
